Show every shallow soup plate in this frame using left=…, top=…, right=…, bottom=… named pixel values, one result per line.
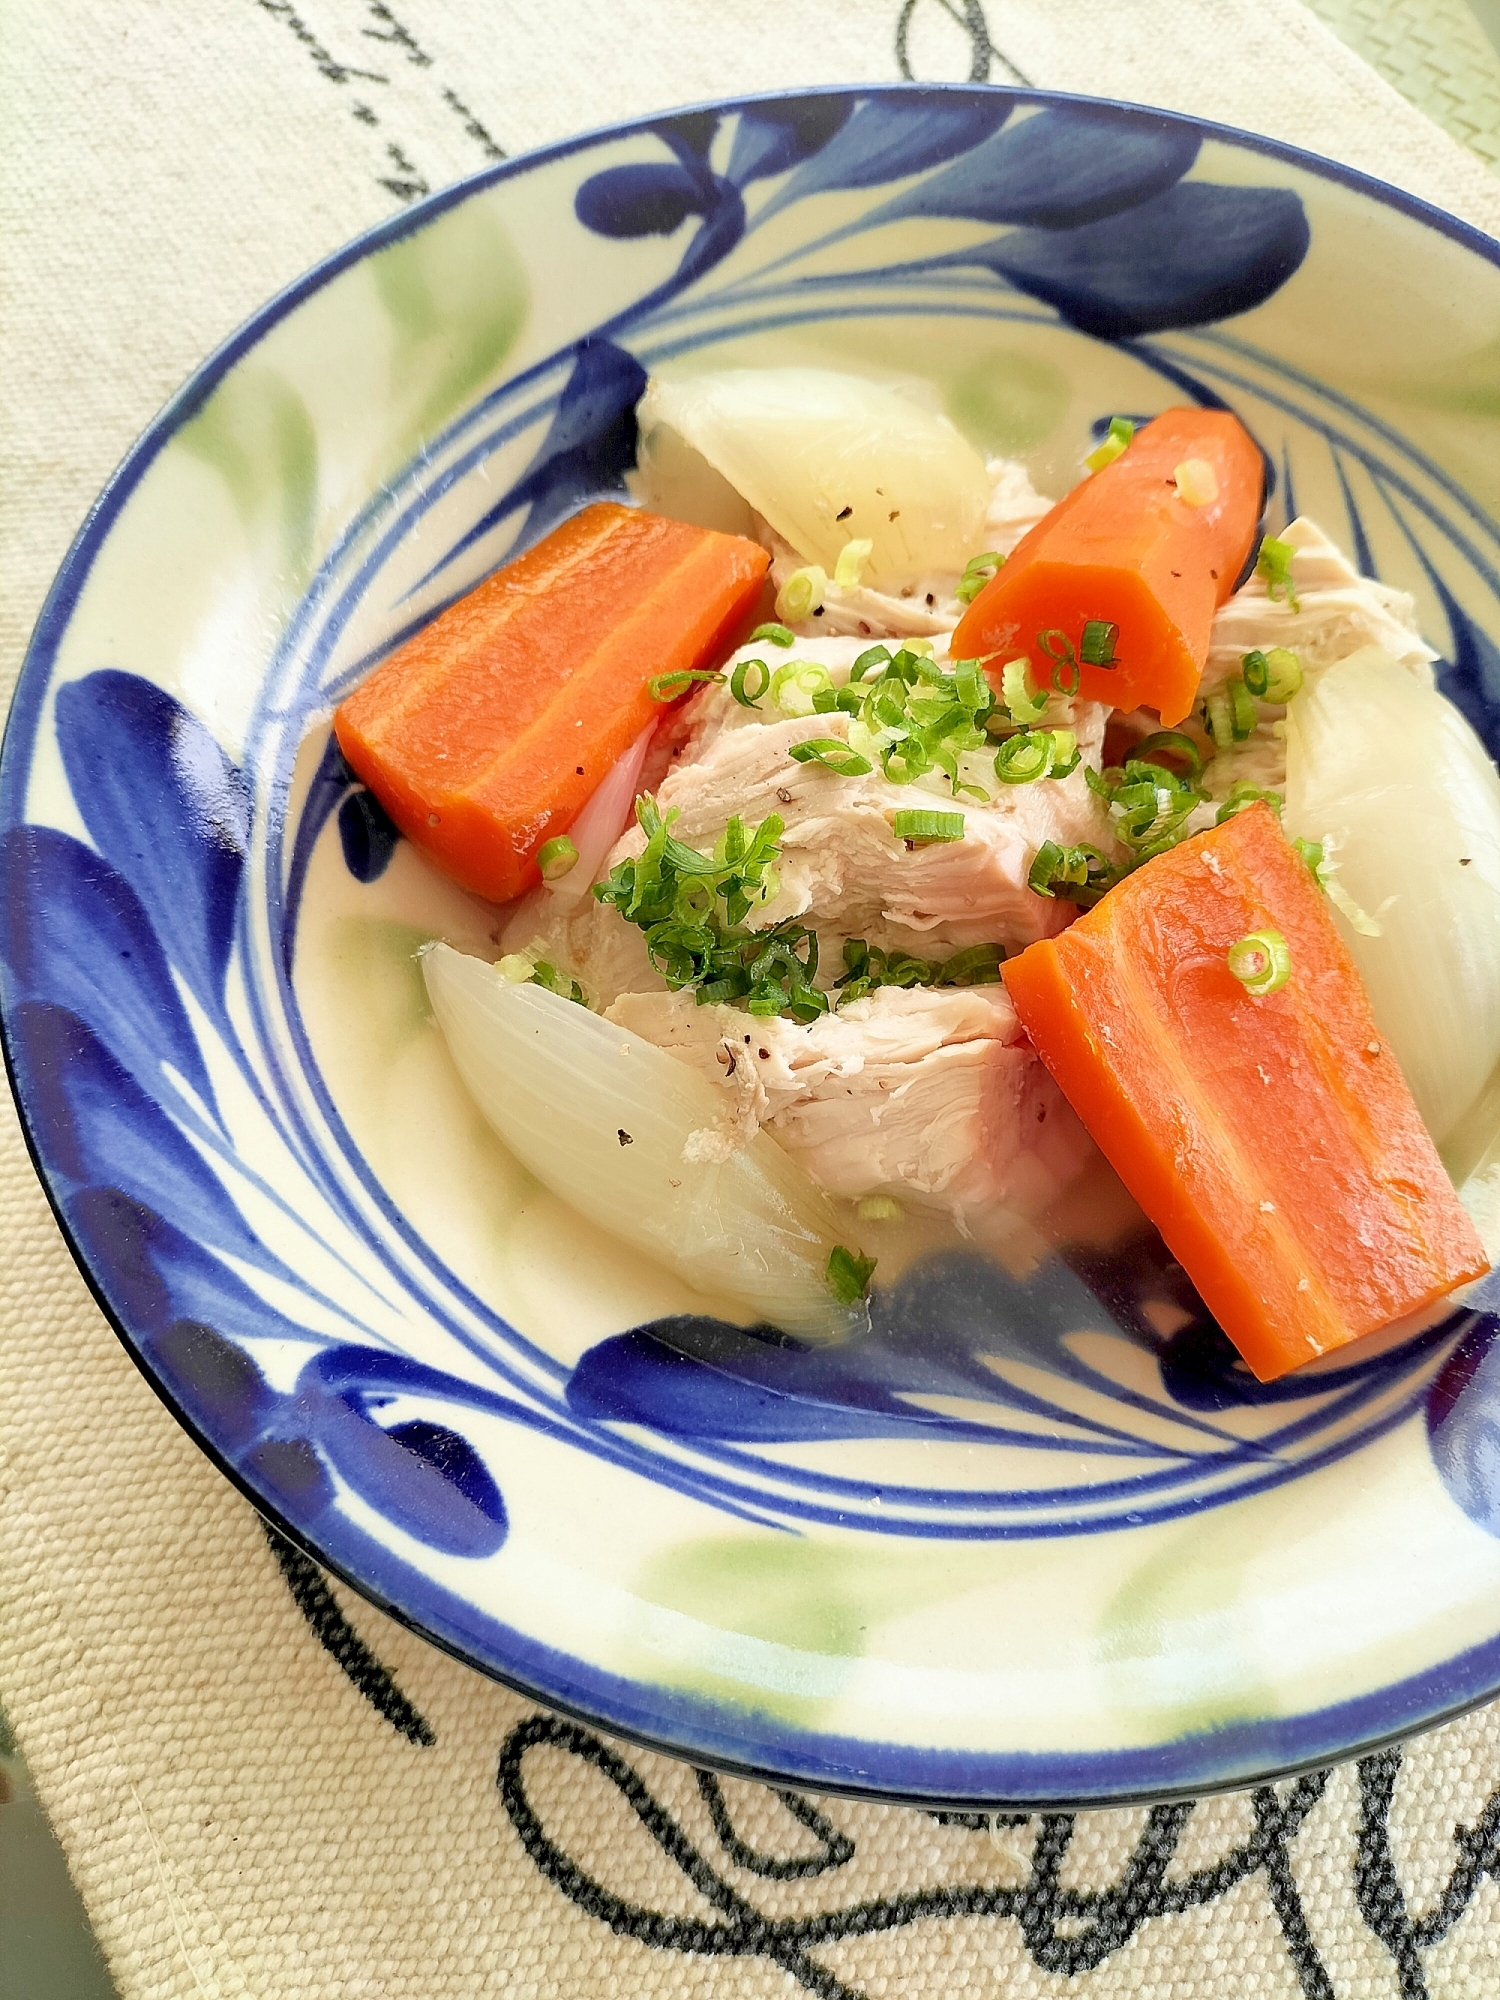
left=8, top=84, right=1500, bottom=1806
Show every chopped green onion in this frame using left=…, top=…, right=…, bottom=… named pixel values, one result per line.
left=1229, top=676, right=1257, bottom=738
left=833, top=537, right=874, bottom=589
left=1227, top=928, right=1291, bottom=997
left=1079, top=619, right=1119, bottom=668
left=1001, top=657, right=1049, bottom=724
left=1037, top=628, right=1081, bottom=696
left=955, top=549, right=1003, bottom=606
left=770, top=658, right=834, bottom=716
left=1028, top=839, right=1110, bottom=900
left=1291, top=835, right=1326, bottom=881
left=826, top=1244, right=877, bottom=1304
left=1241, top=645, right=1304, bottom=702
left=1256, top=535, right=1300, bottom=611
left=937, top=942, right=1004, bottom=984
left=1204, top=675, right=1257, bottom=752
left=1216, top=782, right=1283, bottom=824
left=648, top=668, right=723, bottom=702
left=1047, top=728, right=1081, bottom=778
left=850, top=644, right=893, bottom=683
left=903, top=636, right=937, bottom=658
left=537, top=835, right=579, bottom=880
left=495, top=953, right=535, bottom=984
left=730, top=657, right=771, bottom=708
left=1085, top=415, right=1135, bottom=473
left=856, top=1195, right=901, bottom=1223
left=878, top=740, right=927, bottom=787
left=774, top=565, right=827, bottom=623
left=1173, top=457, right=1219, bottom=507
left=1131, top=730, right=1204, bottom=782
left=788, top=737, right=874, bottom=776
left=994, top=731, right=1054, bottom=784
left=893, top=808, right=965, bottom=844
left=749, top=622, right=796, bottom=647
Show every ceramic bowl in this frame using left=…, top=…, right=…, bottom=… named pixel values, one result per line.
left=8, top=84, right=1500, bottom=1807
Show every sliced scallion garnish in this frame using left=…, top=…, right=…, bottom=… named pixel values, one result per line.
left=826, top=1244, right=877, bottom=1304
left=833, top=537, right=874, bottom=589
left=1079, top=618, right=1119, bottom=668
left=893, top=808, right=965, bottom=844
left=1001, top=657, right=1049, bottom=724
left=649, top=668, right=723, bottom=702
left=774, top=565, right=827, bottom=623
left=1256, top=535, right=1300, bottom=611
left=954, top=549, right=1003, bottom=606
left=1227, top=928, right=1291, bottom=997
left=537, top=835, right=579, bottom=880
left=1085, top=415, right=1135, bottom=473
left=749, top=621, right=796, bottom=647
left=1241, top=645, right=1304, bottom=703
left=788, top=737, right=874, bottom=776
left=730, top=657, right=771, bottom=708
left=1173, top=457, right=1219, bottom=507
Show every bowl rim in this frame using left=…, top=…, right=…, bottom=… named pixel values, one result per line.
left=7, top=79, right=1500, bottom=1810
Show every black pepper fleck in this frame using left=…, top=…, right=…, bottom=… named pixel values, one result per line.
left=617, top=1129, right=633, bottom=1146
left=836, top=505, right=852, bottom=521
left=776, top=787, right=793, bottom=804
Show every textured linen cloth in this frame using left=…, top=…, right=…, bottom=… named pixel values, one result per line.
left=8, top=5, right=1500, bottom=1997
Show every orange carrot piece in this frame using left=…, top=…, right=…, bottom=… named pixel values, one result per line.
left=1002, top=805, right=1487, bottom=1381
left=951, top=408, right=1264, bottom=726
left=334, top=502, right=768, bottom=902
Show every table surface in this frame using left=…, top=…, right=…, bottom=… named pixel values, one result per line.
left=4, top=5, right=1500, bottom=1996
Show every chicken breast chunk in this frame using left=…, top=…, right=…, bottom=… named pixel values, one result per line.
left=606, top=983, right=1090, bottom=1235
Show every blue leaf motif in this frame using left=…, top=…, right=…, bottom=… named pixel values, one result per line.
left=977, top=182, right=1311, bottom=339
left=575, top=161, right=712, bottom=240
left=753, top=97, right=1012, bottom=225
left=0, top=824, right=216, bottom=1116
left=151, top=1318, right=275, bottom=1447
left=337, top=785, right=400, bottom=883
left=55, top=671, right=250, bottom=1016
left=65, top=1185, right=307, bottom=1345
left=14, top=1002, right=282, bottom=1274
left=300, top=1346, right=508, bottom=1557
left=1426, top=1315, right=1500, bottom=1535
left=868, top=106, right=1200, bottom=231
left=726, top=99, right=853, bottom=186
left=653, top=110, right=721, bottom=160
left=418, top=337, right=649, bottom=585
left=1415, top=556, right=1500, bottom=764
left=568, top=1253, right=1267, bottom=1459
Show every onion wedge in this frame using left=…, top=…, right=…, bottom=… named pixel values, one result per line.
left=422, top=944, right=861, bottom=1340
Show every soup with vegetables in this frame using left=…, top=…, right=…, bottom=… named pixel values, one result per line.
left=332, top=366, right=1497, bottom=1378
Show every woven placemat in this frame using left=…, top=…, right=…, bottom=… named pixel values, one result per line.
left=8, top=5, right=1500, bottom=1997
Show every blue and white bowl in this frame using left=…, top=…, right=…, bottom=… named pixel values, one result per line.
left=8, top=84, right=1500, bottom=1806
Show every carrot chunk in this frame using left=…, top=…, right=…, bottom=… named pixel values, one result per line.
left=334, top=502, right=769, bottom=902
left=951, top=408, right=1263, bottom=726
left=1002, top=805, right=1487, bottom=1381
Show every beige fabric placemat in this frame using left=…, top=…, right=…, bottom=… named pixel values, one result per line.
left=8, top=5, right=1500, bottom=1996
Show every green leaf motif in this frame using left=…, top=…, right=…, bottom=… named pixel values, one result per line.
left=371, top=199, right=530, bottom=457
left=177, top=366, right=319, bottom=588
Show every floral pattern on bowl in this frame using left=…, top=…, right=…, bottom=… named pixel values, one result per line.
left=8, top=86, right=1500, bottom=1806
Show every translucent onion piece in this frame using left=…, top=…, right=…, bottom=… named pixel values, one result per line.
left=1283, top=643, right=1500, bottom=1143
left=422, top=944, right=859, bottom=1340
left=636, top=368, right=991, bottom=585
left=497, top=722, right=654, bottom=955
